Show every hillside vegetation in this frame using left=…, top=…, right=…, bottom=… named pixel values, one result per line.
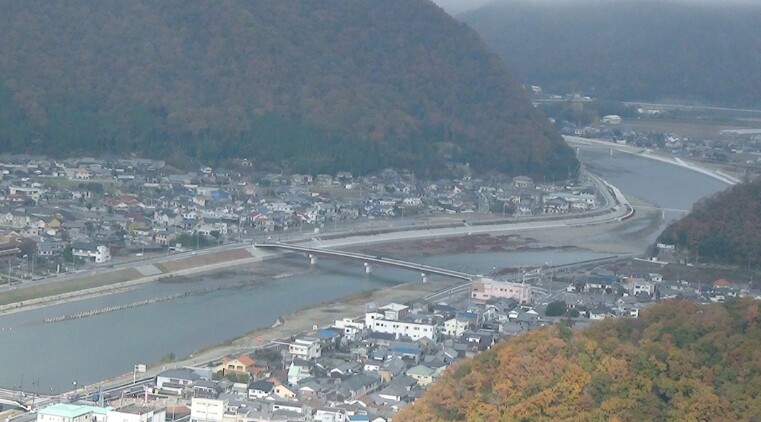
left=461, top=0, right=761, bottom=108
left=400, top=299, right=761, bottom=421
left=0, top=0, right=576, bottom=177
left=658, top=178, right=761, bottom=268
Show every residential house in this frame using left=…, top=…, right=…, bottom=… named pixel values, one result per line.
left=156, top=368, right=200, bottom=393
left=214, top=355, right=256, bottom=378
left=247, top=380, right=273, bottom=399
left=71, top=242, right=111, bottom=263
left=271, top=380, right=297, bottom=399
left=287, top=361, right=311, bottom=386
left=443, top=316, right=470, bottom=337
left=406, top=365, right=436, bottom=386
left=288, top=337, right=321, bottom=360
left=313, top=408, right=348, bottom=422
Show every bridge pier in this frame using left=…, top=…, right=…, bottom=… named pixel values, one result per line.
left=309, top=254, right=317, bottom=265
left=421, top=272, right=427, bottom=283
left=364, top=262, right=373, bottom=274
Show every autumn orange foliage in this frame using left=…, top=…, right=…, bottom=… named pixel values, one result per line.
left=399, top=299, right=761, bottom=421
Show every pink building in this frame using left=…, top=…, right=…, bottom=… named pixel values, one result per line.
left=471, top=278, right=533, bottom=304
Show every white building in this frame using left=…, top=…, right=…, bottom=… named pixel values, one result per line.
left=9, top=186, right=44, bottom=201
left=72, top=243, right=111, bottom=263
left=106, top=405, right=165, bottom=422
left=333, top=318, right=365, bottom=341
left=443, top=317, right=470, bottom=337
left=379, top=303, right=409, bottom=321
left=313, top=408, right=347, bottom=422
left=288, top=337, right=321, bottom=360
left=190, top=398, right=226, bottom=422
left=365, top=313, right=437, bottom=341
left=630, top=281, right=655, bottom=296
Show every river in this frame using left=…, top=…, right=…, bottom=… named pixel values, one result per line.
left=0, top=149, right=730, bottom=391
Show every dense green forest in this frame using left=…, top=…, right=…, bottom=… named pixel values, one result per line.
left=461, top=0, right=761, bottom=108
left=658, top=178, right=761, bottom=268
left=401, top=299, right=761, bottom=421
left=0, top=0, right=576, bottom=177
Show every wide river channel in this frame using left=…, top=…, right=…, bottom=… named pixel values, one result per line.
left=0, top=147, right=729, bottom=391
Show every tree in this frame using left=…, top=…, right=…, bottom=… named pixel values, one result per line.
left=545, top=300, right=568, bottom=317
left=63, top=245, right=73, bottom=263
left=399, top=299, right=761, bottom=421
left=0, top=0, right=577, bottom=178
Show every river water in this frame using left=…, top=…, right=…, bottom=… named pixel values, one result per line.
left=0, top=149, right=730, bottom=391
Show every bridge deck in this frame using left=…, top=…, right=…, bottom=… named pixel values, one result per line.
left=255, top=243, right=474, bottom=280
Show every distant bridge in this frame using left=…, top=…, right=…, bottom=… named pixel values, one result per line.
left=255, top=243, right=474, bottom=282
left=0, top=387, right=45, bottom=411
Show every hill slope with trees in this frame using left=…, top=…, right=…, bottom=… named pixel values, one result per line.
left=658, top=178, right=761, bottom=268
left=400, top=299, right=761, bottom=421
left=460, top=0, right=761, bottom=107
left=0, top=0, right=576, bottom=177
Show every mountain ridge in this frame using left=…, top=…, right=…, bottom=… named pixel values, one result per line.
left=460, top=0, right=761, bottom=108
left=0, top=0, right=577, bottom=177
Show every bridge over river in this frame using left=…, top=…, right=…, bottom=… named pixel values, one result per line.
left=256, top=242, right=632, bottom=287
left=255, top=243, right=474, bottom=283
left=0, top=387, right=53, bottom=411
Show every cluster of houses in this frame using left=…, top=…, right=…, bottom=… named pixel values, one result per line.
left=153, top=290, right=549, bottom=421
left=165, top=265, right=760, bottom=421
left=551, top=261, right=761, bottom=322
left=30, top=260, right=761, bottom=421
left=28, top=277, right=541, bottom=422
left=560, top=118, right=761, bottom=176
left=0, top=155, right=602, bottom=280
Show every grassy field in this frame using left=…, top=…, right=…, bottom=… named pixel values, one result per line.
left=620, top=118, right=759, bottom=141
left=154, top=249, right=252, bottom=273
left=0, top=268, right=142, bottom=306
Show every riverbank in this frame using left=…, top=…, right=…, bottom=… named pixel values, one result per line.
left=565, top=136, right=741, bottom=185
left=0, top=173, right=630, bottom=315
left=0, top=247, right=272, bottom=316
left=93, top=277, right=463, bottom=391
left=83, top=196, right=663, bottom=391
left=0, top=181, right=648, bottom=320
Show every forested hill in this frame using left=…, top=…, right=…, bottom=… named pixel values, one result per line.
left=460, top=0, right=761, bottom=108
left=0, top=1, right=576, bottom=177
left=658, top=178, right=761, bottom=268
left=400, top=299, right=761, bottom=421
